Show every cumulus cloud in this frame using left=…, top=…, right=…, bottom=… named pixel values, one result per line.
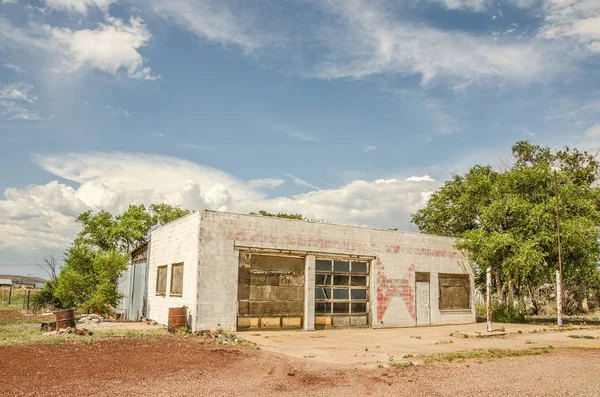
left=309, top=0, right=572, bottom=85
left=1, top=152, right=438, bottom=254
left=42, top=0, right=117, bottom=14
left=538, top=0, right=600, bottom=53
left=0, top=16, right=156, bottom=80
left=364, top=145, right=377, bottom=152
left=48, top=17, right=157, bottom=79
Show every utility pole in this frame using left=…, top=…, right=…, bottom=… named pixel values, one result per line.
left=554, top=170, right=563, bottom=327
left=486, top=267, right=493, bottom=332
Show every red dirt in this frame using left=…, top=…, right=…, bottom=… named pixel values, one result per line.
left=1, top=336, right=599, bottom=396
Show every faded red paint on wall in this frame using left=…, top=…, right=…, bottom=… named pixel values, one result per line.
left=376, top=258, right=415, bottom=323
left=204, top=227, right=461, bottom=259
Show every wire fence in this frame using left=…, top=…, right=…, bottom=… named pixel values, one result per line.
left=0, top=287, right=45, bottom=314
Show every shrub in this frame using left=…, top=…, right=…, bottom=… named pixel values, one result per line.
left=492, top=303, right=527, bottom=323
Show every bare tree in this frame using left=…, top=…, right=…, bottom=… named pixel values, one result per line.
left=37, top=254, right=61, bottom=280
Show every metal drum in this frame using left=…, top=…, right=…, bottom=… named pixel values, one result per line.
left=168, top=306, right=187, bottom=333
left=55, top=309, right=76, bottom=329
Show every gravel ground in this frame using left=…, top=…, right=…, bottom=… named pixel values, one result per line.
left=1, top=336, right=599, bottom=396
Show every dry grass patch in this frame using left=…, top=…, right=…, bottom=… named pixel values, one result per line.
left=421, top=347, right=554, bottom=364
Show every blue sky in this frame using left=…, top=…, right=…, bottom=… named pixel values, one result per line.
left=1, top=0, right=599, bottom=276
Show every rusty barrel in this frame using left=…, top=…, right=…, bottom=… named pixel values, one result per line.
left=168, top=306, right=187, bottom=333
left=55, top=309, right=76, bottom=329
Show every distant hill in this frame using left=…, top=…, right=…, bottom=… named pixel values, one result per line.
left=0, top=275, right=47, bottom=285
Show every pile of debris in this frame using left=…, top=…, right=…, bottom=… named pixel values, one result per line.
left=42, top=327, right=94, bottom=337
left=77, top=314, right=103, bottom=324
left=199, top=329, right=238, bottom=344
left=58, top=327, right=94, bottom=336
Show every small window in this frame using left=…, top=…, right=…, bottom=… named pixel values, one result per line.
left=156, top=265, right=168, bottom=296
left=351, top=262, right=367, bottom=273
left=333, top=289, right=349, bottom=299
left=333, top=261, right=350, bottom=272
left=351, top=289, right=367, bottom=300
left=170, top=263, right=184, bottom=297
left=333, top=275, right=349, bottom=286
left=315, top=274, right=332, bottom=286
left=315, top=288, right=332, bottom=299
left=350, top=276, right=367, bottom=286
left=316, top=259, right=332, bottom=271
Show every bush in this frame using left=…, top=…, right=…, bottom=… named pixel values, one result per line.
left=34, top=280, right=64, bottom=310
left=492, top=303, right=527, bottom=323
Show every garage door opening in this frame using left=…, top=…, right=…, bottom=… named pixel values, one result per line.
left=237, top=253, right=304, bottom=330
left=314, top=258, right=369, bottom=328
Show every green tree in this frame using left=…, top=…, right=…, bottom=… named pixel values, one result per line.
left=54, top=204, right=190, bottom=313
left=54, top=244, right=128, bottom=313
left=412, top=141, right=600, bottom=309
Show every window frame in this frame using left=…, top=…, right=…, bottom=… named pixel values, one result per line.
left=169, top=262, right=184, bottom=297
left=314, top=259, right=369, bottom=316
left=155, top=265, right=168, bottom=296
left=438, top=273, right=471, bottom=311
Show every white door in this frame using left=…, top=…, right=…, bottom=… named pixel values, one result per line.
left=416, top=281, right=430, bottom=326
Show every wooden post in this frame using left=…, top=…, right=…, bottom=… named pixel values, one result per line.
left=486, top=267, right=493, bottom=332
left=554, top=170, right=563, bottom=327
left=8, top=284, right=12, bottom=305
left=27, top=290, right=31, bottom=312
left=556, top=270, right=563, bottom=327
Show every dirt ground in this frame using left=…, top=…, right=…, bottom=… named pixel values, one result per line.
left=1, top=336, right=599, bottom=397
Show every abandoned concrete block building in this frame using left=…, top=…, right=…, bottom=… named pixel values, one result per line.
left=119, top=210, right=475, bottom=331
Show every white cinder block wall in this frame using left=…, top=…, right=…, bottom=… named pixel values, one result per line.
left=147, top=212, right=200, bottom=328
left=195, top=211, right=475, bottom=332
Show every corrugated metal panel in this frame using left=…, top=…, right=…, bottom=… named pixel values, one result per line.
left=116, top=266, right=132, bottom=316
left=127, top=261, right=148, bottom=321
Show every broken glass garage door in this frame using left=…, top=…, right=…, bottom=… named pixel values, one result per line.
left=315, top=259, right=369, bottom=328
left=237, top=253, right=305, bottom=330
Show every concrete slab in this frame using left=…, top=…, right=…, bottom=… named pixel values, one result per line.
left=240, top=323, right=600, bottom=368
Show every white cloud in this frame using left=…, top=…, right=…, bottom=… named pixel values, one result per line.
left=0, top=83, right=40, bottom=120
left=585, top=123, right=600, bottom=137
left=405, top=175, right=436, bottom=182
left=149, top=0, right=269, bottom=51
left=0, top=84, right=37, bottom=103
left=48, top=17, right=157, bottom=80
left=284, top=172, right=320, bottom=190
left=310, top=0, right=569, bottom=85
left=430, top=0, right=536, bottom=12
left=42, top=0, right=117, bottom=15
left=0, top=100, right=41, bottom=120
left=364, top=145, right=377, bottom=152
left=0, top=16, right=157, bottom=80
left=1, top=60, right=25, bottom=73
left=247, top=178, right=286, bottom=189
left=430, top=0, right=490, bottom=12
left=1, top=152, right=438, bottom=254
left=538, top=0, right=600, bottom=53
